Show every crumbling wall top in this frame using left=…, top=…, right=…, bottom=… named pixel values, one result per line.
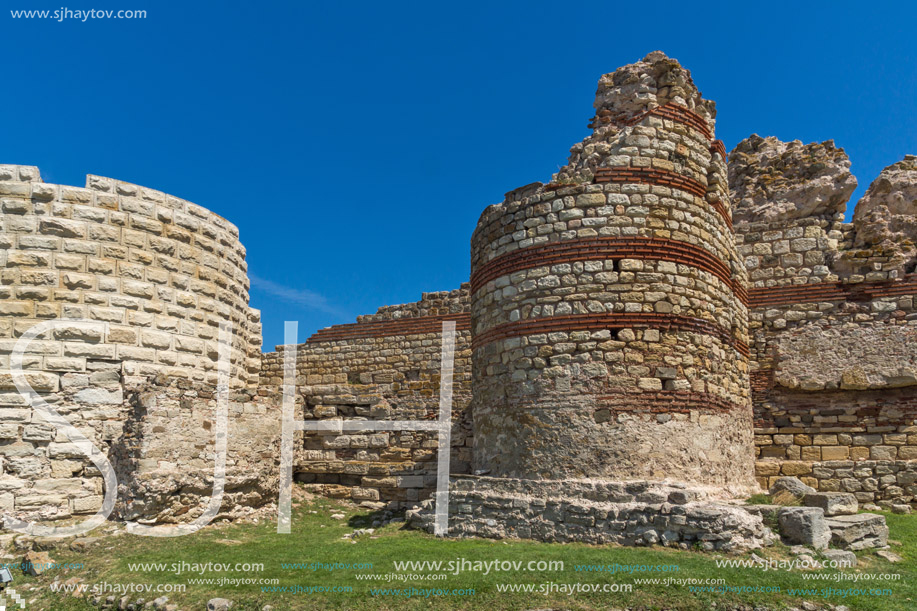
left=729, top=135, right=857, bottom=225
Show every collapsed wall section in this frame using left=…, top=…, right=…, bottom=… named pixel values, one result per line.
left=730, top=139, right=917, bottom=506
left=469, top=52, right=754, bottom=491
left=259, top=286, right=471, bottom=508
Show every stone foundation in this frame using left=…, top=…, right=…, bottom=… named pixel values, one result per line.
left=407, top=476, right=774, bottom=551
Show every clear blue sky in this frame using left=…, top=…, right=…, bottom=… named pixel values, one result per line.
left=4, top=1, right=915, bottom=350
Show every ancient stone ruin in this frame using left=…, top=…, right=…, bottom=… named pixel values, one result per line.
left=1, top=52, right=915, bottom=551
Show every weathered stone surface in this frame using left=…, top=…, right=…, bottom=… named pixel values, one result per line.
left=555, top=51, right=715, bottom=185
left=409, top=476, right=774, bottom=550
left=825, top=513, right=888, bottom=550
left=778, top=507, right=831, bottom=549
left=23, top=549, right=53, bottom=576
left=769, top=477, right=815, bottom=505
left=730, top=135, right=856, bottom=224
left=774, top=323, right=917, bottom=391
left=207, top=599, right=234, bottom=611
left=803, top=492, right=858, bottom=516
left=848, top=156, right=917, bottom=274
left=821, top=549, right=857, bottom=568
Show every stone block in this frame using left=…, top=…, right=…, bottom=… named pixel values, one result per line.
left=825, top=514, right=888, bottom=550
left=778, top=507, right=831, bottom=549
left=769, top=476, right=815, bottom=505
left=23, top=550, right=53, bottom=576
left=821, top=446, right=849, bottom=460
left=72, top=495, right=103, bottom=513
left=801, top=447, right=822, bottom=460
left=870, top=446, right=897, bottom=460
left=821, top=549, right=857, bottom=569
left=803, top=492, right=858, bottom=516
left=780, top=462, right=813, bottom=476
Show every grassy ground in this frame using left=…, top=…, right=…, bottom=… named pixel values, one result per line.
left=7, top=492, right=914, bottom=611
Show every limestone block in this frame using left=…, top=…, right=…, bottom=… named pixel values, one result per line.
left=778, top=507, right=831, bottom=549
left=825, top=514, right=888, bottom=550
left=803, top=492, right=858, bottom=516
left=769, top=476, right=815, bottom=505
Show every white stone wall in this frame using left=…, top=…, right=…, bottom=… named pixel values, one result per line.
left=0, top=165, right=261, bottom=387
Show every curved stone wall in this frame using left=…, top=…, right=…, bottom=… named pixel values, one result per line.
left=469, top=53, right=754, bottom=491
left=0, top=165, right=261, bottom=388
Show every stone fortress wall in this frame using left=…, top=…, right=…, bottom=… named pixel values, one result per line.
left=281, top=54, right=917, bottom=511
left=730, top=139, right=917, bottom=505
left=2, top=51, right=917, bottom=533
left=258, top=286, right=472, bottom=508
left=469, top=52, right=753, bottom=490
left=0, top=165, right=270, bottom=523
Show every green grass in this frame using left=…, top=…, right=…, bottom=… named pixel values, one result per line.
left=745, top=493, right=773, bottom=505
left=10, top=493, right=916, bottom=611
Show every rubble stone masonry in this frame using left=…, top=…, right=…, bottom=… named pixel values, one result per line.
left=0, top=165, right=267, bottom=521
left=731, top=139, right=917, bottom=506
left=258, top=287, right=472, bottom=508
left=469, top=52, right=753, bottom=491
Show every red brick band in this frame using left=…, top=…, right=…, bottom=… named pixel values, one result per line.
left=472, top=312, right=749, bottom=358
left=747, top=274, right=917, bottom=308
left=596, top=389, right=745, bottom=414
left=470, top=236, right=747, bottom=306
left=592, top=102, right=713, bottom=141
left=593, top=167, right=706, bottom=197
left=635, top=103, right=713, bottom=140
left=592, top=167, right=733, bottom=229
left=710, top=139, right=727, bottom=160
left=710, top=198, right=733, bottom=231
left=302, top=275, right=916, bottom=347
left=306, top=314, right=471, bottom=344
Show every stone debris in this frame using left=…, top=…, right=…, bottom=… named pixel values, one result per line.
left=820, top=549, right=857, bottom=568
left=22, top=550, right=52, bottom=576
left=803, top=492, right=858, bottom=516
left=769, top=477, right=816, bottom=505
left=69, top=537, right=101, bottom=553
left=875, top=549, right=903, bottom=563
left=825, top=513, right=889, bottom=550
left=777, top=507, right=831, bottom=550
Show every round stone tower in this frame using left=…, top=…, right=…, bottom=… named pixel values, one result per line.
left=469, top=52, right=753, bottom=491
